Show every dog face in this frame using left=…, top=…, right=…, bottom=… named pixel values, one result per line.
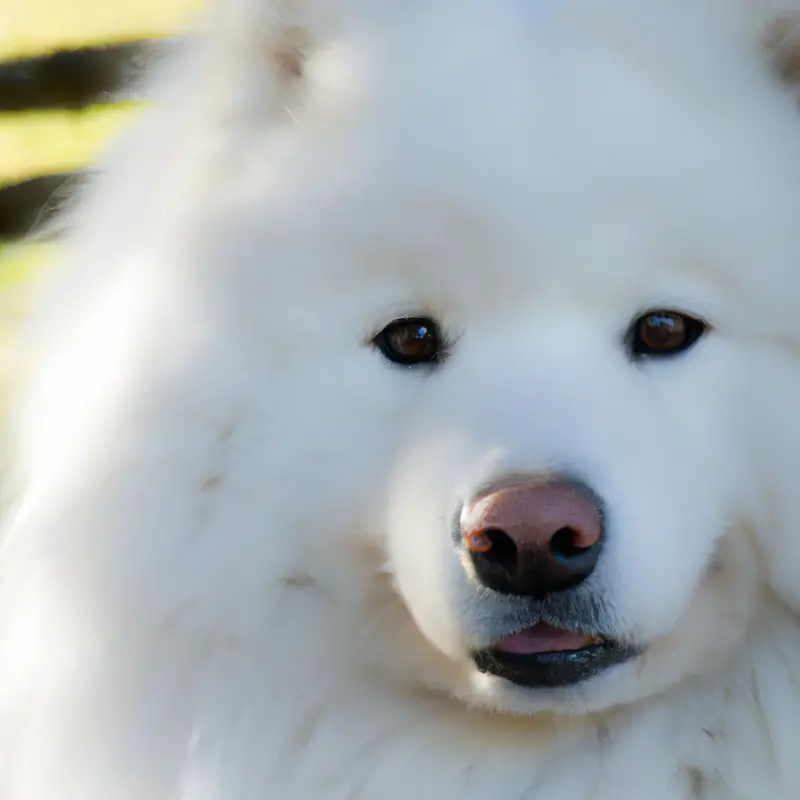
left=12, top=0, right=800, bottom=723
left=155, top=1, right=800, bottom=716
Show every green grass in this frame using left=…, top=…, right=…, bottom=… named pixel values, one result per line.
left=0, top=243, right=53, bottom=290
left=0, top=103, right=142, bottom=187
left=1, top=0, right=201, bottom=60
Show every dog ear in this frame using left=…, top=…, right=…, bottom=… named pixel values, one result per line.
left=204, top=0, right=342, bottom=85
left=765, top=12, right=800, bottom=90
left=190, top=0, right=354, bottom=133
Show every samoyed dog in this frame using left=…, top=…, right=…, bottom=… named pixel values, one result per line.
left=3, top=0, right=800, bottom=797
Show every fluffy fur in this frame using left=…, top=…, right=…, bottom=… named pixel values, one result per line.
left=4, top=0, right=800, bottom=797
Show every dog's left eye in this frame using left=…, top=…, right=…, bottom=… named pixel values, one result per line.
left=628, top=310, right=710, bottom=359
left=372, top=316, right=445, bottom=367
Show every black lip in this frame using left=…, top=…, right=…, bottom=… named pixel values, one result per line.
left=473, top=641, right=639, bottom=689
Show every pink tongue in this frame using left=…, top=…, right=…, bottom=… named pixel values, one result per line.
left=494, top=622, right=593, bottom=654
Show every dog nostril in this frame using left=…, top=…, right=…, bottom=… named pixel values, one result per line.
left=549, top=526, right=591, bottom=560
left=471, top=528, right=518, bottom=570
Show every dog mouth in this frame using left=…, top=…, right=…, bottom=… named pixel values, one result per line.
left=472, top=622, right=638, bottom=688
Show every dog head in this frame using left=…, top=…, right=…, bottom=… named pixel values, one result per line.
left=12, top=0, right=800, bottom=722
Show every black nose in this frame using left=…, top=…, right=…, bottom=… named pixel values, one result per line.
left=461, top=476, right=604, bottom=597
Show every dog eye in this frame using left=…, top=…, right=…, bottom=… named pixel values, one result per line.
left=628, top=310, right=709, bottom=359
left=373, top=317, right=445, bottom=367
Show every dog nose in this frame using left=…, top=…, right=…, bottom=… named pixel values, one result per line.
left=461, top=476, right=604, bottom=597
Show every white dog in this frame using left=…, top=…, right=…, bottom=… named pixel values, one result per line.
left=3, top=1, right=800, bottom=798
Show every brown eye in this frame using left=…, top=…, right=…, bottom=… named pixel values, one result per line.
left=373, top=316, right=445, bottom=367
left=629, top=310, right=709, bottom=359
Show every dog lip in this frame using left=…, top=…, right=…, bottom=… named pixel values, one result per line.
left=472, top=625, right=638, bottom=689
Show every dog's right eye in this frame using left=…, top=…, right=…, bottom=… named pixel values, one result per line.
left=372, top=317, right=445, bottom=367
left=627, top=309, right=710, bottom=360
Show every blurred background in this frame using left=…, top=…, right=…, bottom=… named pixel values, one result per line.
left=0, top=0, right=203, bottom=390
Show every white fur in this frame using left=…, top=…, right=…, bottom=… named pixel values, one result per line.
left=4, top=0, right=800, bottom=797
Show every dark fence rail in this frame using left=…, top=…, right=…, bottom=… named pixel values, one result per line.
left=0, top=172, right=92, bottom=241
left=0, top=41, right=159, bottom=241
left=0, top=42, right=149, bottom=112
